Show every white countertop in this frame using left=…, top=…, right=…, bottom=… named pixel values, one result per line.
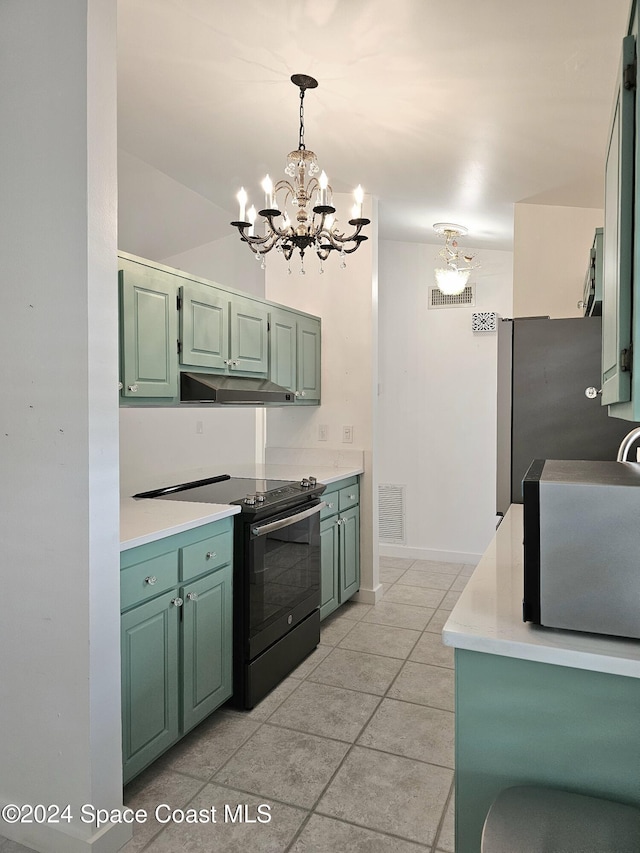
left=442, top=504, right=640, bottom=679
left=120, top=498, right=240, bottom=551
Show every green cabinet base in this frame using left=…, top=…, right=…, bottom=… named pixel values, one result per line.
left=455, top=648, right=640, bottom=853
left=121, top=520, right=233, bottom=783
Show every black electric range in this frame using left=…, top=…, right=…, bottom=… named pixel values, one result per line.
left=134, top=473, right=325, bottom=516
left=134, top=473, right=326, bottom=708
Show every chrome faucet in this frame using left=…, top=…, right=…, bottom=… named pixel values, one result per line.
left=616, top=426, right=640, bottom=461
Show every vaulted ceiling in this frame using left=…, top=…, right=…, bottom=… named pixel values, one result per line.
left=117, top=0, right=630, bottom=255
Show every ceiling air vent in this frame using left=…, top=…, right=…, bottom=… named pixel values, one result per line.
left=428, top=283, right=476, bottom=309
left=378, top=483, right=406, bottom=544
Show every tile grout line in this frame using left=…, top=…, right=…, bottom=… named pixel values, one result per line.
left=126, top=564, right=467, bottom=852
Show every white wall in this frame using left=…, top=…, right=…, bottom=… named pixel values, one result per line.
left=119, top=407, right=261, bottom=495
left=264, top=194, right=380, bottom=603
left=513, top=202, right=603, bottom=318
left=378, top=240, right=513, bottom=563
left=162, top=232, right=265, bottom=299
left=0, top=3, right=127, bottom=851
left=118, top=155, right=266, bottom=493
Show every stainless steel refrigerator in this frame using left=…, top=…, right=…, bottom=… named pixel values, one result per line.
left=496, top=316, right=635, bottom=515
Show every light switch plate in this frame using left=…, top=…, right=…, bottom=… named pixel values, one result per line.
left=342, top=425, right=353, bottom=443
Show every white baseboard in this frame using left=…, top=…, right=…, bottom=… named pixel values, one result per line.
left=354, top=583, right=384, bottom=606
left=379, top=543, right=481, bottom=566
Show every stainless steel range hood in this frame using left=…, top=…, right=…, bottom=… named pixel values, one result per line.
left=180, top=372, right=294, bottom=405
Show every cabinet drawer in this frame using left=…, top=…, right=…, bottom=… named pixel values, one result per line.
left=180, top=530, right=232, bottom=581
left=121, top=551, right=179, bottom=611
left=339, top=483, right=359, bottom=511
left=320, top=491, right=340, bottom=520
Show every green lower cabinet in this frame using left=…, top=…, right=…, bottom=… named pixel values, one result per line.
left=320, top=477, right=360, bottom=620
left=121, top=591, right=180, bottom=783
left=455, top=648, right=640, bottom=853
left=339, top=505, right=360, bottom=601
left=320, top=517, right=340, bottom=619
left=121, top=520, right=233, bottom=783
left=181, top=565, right=232, bottom=733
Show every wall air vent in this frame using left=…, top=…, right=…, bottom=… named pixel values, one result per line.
left=378, top=483, right=406, bottom=544
left=428, top=283, right=476, bottom=309
left=472, top=311, right=498, bottom=332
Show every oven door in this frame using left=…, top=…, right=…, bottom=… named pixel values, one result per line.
left=247, top=499, right=324, bottom=660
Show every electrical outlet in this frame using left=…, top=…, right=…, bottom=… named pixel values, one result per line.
left=196, top=420, right=204, bottom=435
left=318, top=424, right=328, bottom=442
left=342, top=425, right=353, bottom=443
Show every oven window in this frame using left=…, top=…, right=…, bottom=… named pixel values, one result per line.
left=249, top=511, right=320, bottom=639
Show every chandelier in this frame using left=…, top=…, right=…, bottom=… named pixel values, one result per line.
left=230, top=74, right=370, bottom=274
left=433, top=223, right=478, bottom=295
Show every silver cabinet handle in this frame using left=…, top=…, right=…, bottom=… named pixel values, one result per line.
left=118, top=381, right=123, bottom=390
left=171, top=597, right=183, bottom=608
left=336, top=518, right=342, bottom=526
left=128, top=384, right=138, bottom=393
left=144, top=575, right=157, bottom=585
left=348, top=493, right=356, bottom=499
left=224, top=359, right=231, bottom=366
left=206, top=551, right=217, bottom=560
left=294, top=391, right=300, bottom=397
left=186, top=592, right=198, bottom=602
left=585, top=387, right=602, bottom=399
left=301, top=390, right=306, bottom=397
left=327, top=502, right=334, bottom=509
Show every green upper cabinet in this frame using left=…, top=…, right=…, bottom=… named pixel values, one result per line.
left=118, top=252, right=319, bottom=405
left=582, top=228, right=603, bottom=317
left=270, top=307, right=321, bottom=402
left=602, top=33, right=635, bottom=414
left=179, top=281, right=229, bottom=370
left=230, top=296, right=269, bottom=375
left=180, top=283, right=268, bottom=375
left=119, top=260, right=178, bottom=399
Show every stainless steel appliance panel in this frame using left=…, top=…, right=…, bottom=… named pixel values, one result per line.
left=497, top=317, right=632, bottom=515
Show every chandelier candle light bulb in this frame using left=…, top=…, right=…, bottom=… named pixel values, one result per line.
left=353, top=185, right=364, bottom=219
left=319, top=171, right=329, bottom=206
left=237, top=187, right=248, bottom=223
left=261, top=175, right=274, bottom=211
left=247, top=205, right=257, bottom=237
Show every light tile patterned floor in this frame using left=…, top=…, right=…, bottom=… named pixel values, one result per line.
left=0, top=558, right=471, bottom=853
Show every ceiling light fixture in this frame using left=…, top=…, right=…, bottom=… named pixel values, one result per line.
left=231, top=74, right=370, bottom=275
left=433, top=223, right=478, bottom=295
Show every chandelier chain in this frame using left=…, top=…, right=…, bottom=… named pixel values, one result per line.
left=298, top=89, right=306, bottom=150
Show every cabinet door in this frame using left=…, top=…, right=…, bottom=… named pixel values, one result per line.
left=121, top=591, right=180, bottom=783
left=181, top=565, right=233, bottom=733
left=320, top=517, right=340, bottom=620
left=297, top=315, right=321, bottom=402
left=269, top=308, right=297, bottom=391
left=601, top=35, right=635, bottom=407
left=180, top=282, right=229, bottom=370
left=230, top=296, right=269, bottom=374
left=339, top=506, right=360, bottom=602
left=120, top=264, right=178, bottom=399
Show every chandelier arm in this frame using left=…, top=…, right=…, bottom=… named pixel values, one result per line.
left=318, top=218, right=370, bottom=250
left=233, top=224, right=279, bottom=254
left=262, top=212, right=295, bottom=240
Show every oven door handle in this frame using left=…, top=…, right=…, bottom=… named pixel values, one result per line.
left=251, top=501, right=326, bottom=537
